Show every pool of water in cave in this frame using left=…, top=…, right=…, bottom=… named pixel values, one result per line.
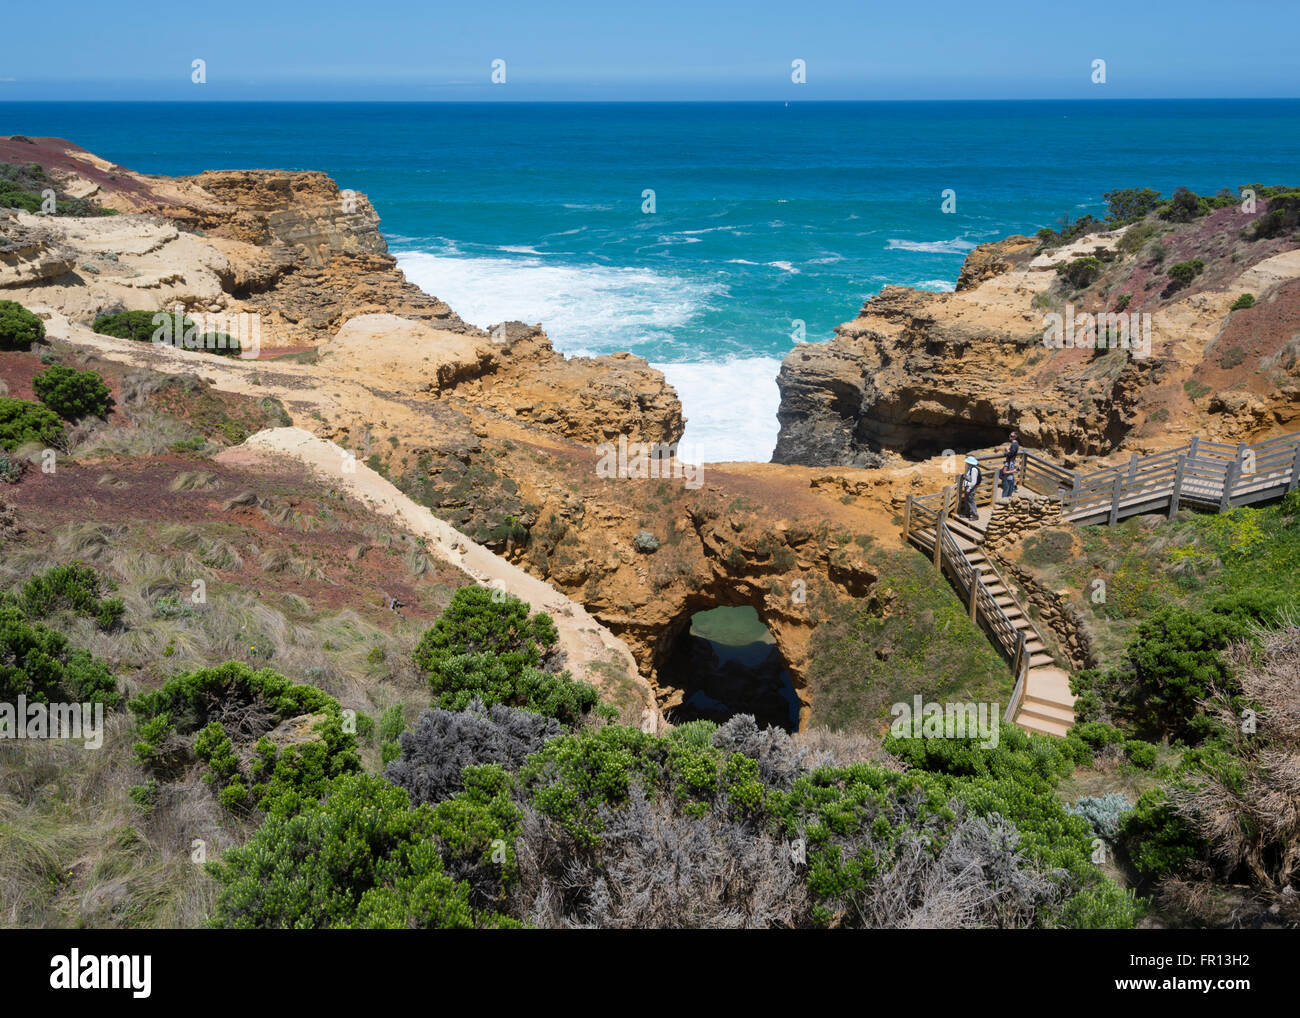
left=663, top=605, right=799, bottom=732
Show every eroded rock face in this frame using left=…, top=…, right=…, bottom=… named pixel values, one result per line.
left=0, top=213, right=76, bottom=288
left=775, top=205, right=1300, bottom=468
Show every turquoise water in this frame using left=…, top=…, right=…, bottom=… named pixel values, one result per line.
left=6, top=100, right=1299, bottom=459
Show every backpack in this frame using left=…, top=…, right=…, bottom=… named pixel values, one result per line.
left=965, top=465, right=982, bottom=489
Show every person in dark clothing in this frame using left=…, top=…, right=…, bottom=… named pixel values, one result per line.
left=1004, top=431, right=1020, bottom=466
left=998, top=458, right=1017, bottom=500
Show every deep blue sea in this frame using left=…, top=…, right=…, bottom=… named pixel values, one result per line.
left=5, top=100, right=1300, bottom=460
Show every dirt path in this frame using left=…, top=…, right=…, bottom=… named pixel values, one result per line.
left=216, top=426, right=659, bottom=728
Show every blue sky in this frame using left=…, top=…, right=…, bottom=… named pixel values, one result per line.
left=2, top=0, right=1296, bottom=101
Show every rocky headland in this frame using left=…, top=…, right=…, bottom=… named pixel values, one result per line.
left=5, top=138, right=1298, bottom=731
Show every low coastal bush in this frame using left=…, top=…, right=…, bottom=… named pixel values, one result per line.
left=1118, top=787, right=1204, bottom=880
left=1246, top=192, right=1300, bottom=240
left=1230, top=293, right=1256, bottom=310
left=0, top=397, right=66, bottom=451
left=1057, top=256, right=1103, bottom=289
left=0, top=300, right=45, bottom=350
left=1068, top=794, right=1133, bottom=840
left=92, top=310, right=240, bottom=356
left=386, top=700, right=562, bottom=806
left=1104, top=187, right=1163, bottom=224
left=1071, top=604, right=1249, bottom=743
left=129, top=660, right=360, bottom=814
left=411, top=585, right=605, bottom=723
left=32, top=365, right=113, bottom=421
left=0, top=605, right=120, bottom=707
left=1165, top=258, right=1205, bottom=291
left=7, top=562, right=125, bottom=630
left=206, top=773, right=517, bottom=929
left=0, top=162, right=113, bottom=216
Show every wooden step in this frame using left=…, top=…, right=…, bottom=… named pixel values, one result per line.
left=1016, top=713, right=1072, bottom=738
left=1028, top=652, right=1055, bottom=669
left=1019, top=697, right=1075, bottom=724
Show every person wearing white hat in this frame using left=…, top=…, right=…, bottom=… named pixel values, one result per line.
left=959, top=455, right=982, bottom=519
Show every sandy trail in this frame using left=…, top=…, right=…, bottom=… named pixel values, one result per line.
left=216, top=427, right=658, bottom=727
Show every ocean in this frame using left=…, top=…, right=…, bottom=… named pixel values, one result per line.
left=5, top=99, right=1300, bottom=461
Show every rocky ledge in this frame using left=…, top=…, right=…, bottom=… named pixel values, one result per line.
left=774, top=200, right=1300, bottom=467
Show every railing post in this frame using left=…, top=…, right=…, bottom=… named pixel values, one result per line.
left=1069, top=471, right=1079, bottom=509
left=1220, top=456, right=1239, bottom=512
left=1109, top=473, right=1122, bottom=526
left=1187, top=435, right=1200, bottom=467
left=903, top=494, right=912, bottom=536
left=1128, top=452, right=1138, bottom=482
left=933, top=512, right=945, bottom=568
left=1289, top=439, right=1300, bottom=493
left=1169, top=453, right=1186, bottom=520
left=968, top=566, right=979, bottom=621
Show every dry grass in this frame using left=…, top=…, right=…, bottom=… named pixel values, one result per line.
left=0, top=714, right=242, bottom=928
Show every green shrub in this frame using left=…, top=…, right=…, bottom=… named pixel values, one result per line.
left=0, top=300, right=44, bottom=350
left=206, top=773, right=516, bottom=928
left=412, top=586, right=604, bottom=724
left=1079, top=605, right=1249, bottom=743
left=91, top=311, right=167, bottom=343
left=1104, top=187, right=1163, bottom=225
left=129, top=660, right=360, bottom=813
left=1230, top=293, right=1256, bottom=310
left=413, top=585, right=556, bottom=676
left=91, top=310, right=242, bottom=357
left=11, top=563, right=124, bottom=630
left=1069, top=720, right=1127, bottom=752
left=0, top=605, right=120, bottom=707
left=1166, top=258, right=1205, bottom=290
left=1124, top=740, right=1158, bottom=769
left=32, top=365, right=113, bottom=421
left=0, top=397, right=65, bottom=451
left=1118, top=787, right=1204, bottom=880
left=1057, top=256, right=1103, bottom=289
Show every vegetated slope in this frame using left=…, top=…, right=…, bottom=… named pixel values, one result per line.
left=1006, top=494, right=1300, bottom=928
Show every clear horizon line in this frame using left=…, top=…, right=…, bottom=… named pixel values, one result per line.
left=4, top=95, right=1300, bottom=104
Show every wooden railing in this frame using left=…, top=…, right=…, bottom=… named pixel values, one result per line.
left=1058, top=432, right=1300, bottom=521
left=905, top=502, right=1030, bottom=676
left=902, top=429, right=1300, bottom=724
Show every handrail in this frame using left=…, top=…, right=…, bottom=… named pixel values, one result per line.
left=1058, top=431, right=1300, bottom=517
left=902, top=429, right=1300, bottom=735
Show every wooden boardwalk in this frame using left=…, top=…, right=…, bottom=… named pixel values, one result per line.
left=903, top=432, right=1300, bottom=737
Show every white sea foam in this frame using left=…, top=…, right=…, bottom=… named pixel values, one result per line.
left=398, top=250, right=781, bottom=462
left=397, top=250, right=725, bottom=347
left=652, top=357, right=784, bottom=463
left=885, top=237, right=978, bottom=255
left=915, top=279, right=957, bottom=292
left=767, top=261, right=799, bottom=274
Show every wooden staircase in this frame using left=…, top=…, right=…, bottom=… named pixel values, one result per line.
left=905, top=487, right=1076, bottom=737
left=901, top=432, right=1300, bottom=738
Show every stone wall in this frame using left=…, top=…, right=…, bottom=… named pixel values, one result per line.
left=1001, top=559, right=1097, bottom=671
left=984, top=490, right=1063, bottom=551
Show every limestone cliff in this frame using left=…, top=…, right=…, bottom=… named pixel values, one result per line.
left=774, top=197, right=1300, bottom=467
